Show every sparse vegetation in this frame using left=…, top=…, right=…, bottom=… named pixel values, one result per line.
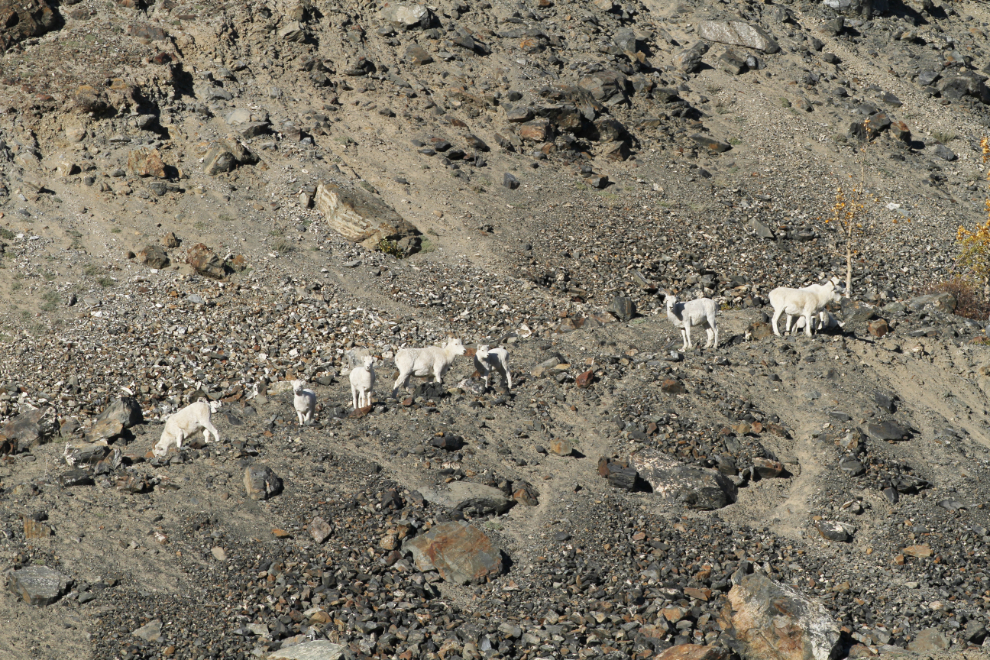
left=97, top=277, right=116, bottom=288
left=40, top=290, right=60, bottom=312
left=925, top=278, right=990, bottom=321
left=378, top=239, right=404, bottom=258
left=273, top=240, right=296, bottom=254
left=932, top=130, right=957, bottom=145
left=0, top=228, right=14, bottom=240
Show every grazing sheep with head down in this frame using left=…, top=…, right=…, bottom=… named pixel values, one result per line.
left=349, top=355, right=376, bottom=409
left=153, top=399, right=221, bottom=457
left=769, top=281, right=842, bottom=337
left=474, top=345, right=512, bottom=391
left=392, top=338, right=466, bottom=397
left=663, top=291, right=719, bottom=350
left=292, top=379, right=317, bottom=425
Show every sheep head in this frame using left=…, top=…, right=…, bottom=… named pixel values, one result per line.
left=445, top=338, right=466, bottom=356
left=664, top=292, right=679, bottom=309
left=291, top=379, right=307, bottom=394
left=209, top=400, right=222, bottom=413
left=361, top=355, right=374, bottom=369
left=476, top=344, right=490, bottom=359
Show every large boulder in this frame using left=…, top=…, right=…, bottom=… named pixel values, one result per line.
left=402, top=521, right=503, bottom=584
left=7, top=565, right=72, bottom=606
left=127, top=148, right=168, bottom=178
left=631, top=450, right=737, bottom=509
left=720, top=574, right=841, bottom=660
left=314, top=181, right=420, bottom=252
left=697, top=20, right=780, bottom=53
left=0, top=0, right=57, bottom=54
left=96, top=397, right=144, bottom=429
left=419, top=482, right=514, bottom=516
left=138, top=244, right=170, bottom=269
left=0, top=407, right=57, bottom=452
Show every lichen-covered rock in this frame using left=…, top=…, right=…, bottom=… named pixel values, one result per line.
left=697, top=20, right=780, bottom=53
left=7, top=565, right=72, bottom=606
left=186, top=243, right=226, bottom=279
left=419, top=482, right=514, bottom=516
left=0, top=407, right=57, bottom=452
left=720, top=574, right=841, bottom=660
left=402, top=521, right=503, bottom=584
left=96, top=397, right=144, bottom=429
left=631, top=449, right=737, bottom=509
left=244, top=464, right=283, bottom=500
left=314, top=181, right=420, bottom=251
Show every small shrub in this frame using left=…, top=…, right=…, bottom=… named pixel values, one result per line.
left=83, top=264, right=100, bottom=277
left=97, top=277, right=116, bottom=288
left=40, top=290, right=60, bottom=312
left=273, top=240, right=296, bottom=254
left=926, top=278, right=990, bottom=321
left=932, top=130, right=956, bottom=145
left=0, top=228, right=14, bottom=240
left=378, top=239, right=403, bottom=258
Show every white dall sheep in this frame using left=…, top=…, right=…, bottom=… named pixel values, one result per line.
left=769, top=281, right=842, bottom=338
left=292, top=379, right=317, bottom=425
left=663, top=292, right=719, bottom=350
left=392, top=338, right=466, bottom=397
left=781, top=283, right=842, bottom=334
left=349, top=355, right=376, bottom=409
left=153, top=400, right=221, bottom=457
left=474, top=345, right=512, bottom=391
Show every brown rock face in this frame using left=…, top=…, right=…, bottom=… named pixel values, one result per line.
left=402, top=521, right=503, bottom=584
left=0, top=0, right=57, bottom=53
left=721, top=574, right=841, bottom=660
left=127, top=148, right=168, bottom=178
left=186, top=243, right=226, bottom=279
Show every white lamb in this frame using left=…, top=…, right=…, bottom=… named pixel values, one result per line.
left=791, top=309, right=843, bottom=334
left=663, top=292, right=719, bottom=350
left=474, top=345, right=512, bottom=391
left=392, top=337, right=466, bottom=397
left=349, top=355, right=376, bottom=409
left=769, top=281, right=842, bottom=337
left=292, top=379, right=317, bottom=425
left=153, top=400, right=221, bottom=457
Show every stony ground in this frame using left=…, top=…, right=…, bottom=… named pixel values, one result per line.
left=6, top=0, right=990, bottom=658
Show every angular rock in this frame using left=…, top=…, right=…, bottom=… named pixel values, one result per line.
left=315, top=181, right=420, bottom=251
left=907, top=293, right=956, bottom=313
left=59, top=469, right=94, bottom=487
left=7, top=565, right=72, bottom=606
left=698, top=21, right=780, bottom=53
left=96, top=397, right=144, bottom=429
left=139, top=244, right=170, bottom=269
left=132, top=620, right=162, bottom=642
left=419, top=482, right=513, bottom=516
left=518, top=118, right=551, bottom=142
left=381, top=3, right=430, bottom=30
left=931, top=143, right=956, bottom=162
left=309, top=517, right=332, bottom=544
left=127, top=148, right=167, bottom=178
left=0, top=407, right=57, bottom=452
left=402, top=521, right=503, bottom=584
left=691, top=134, right=732, bottom=153
left=278, top=21, right=306, bottom=42
left=405, top=44, right=433, bottom=66
left=752, top=457, right=783, bottom=478
left=186, top=243, right=226, bottom=279
left=86, top=418, right=124, bottom=442
left=631, top=450, right=737, bottom=509
left=549, top=438, right=573, bottom=456
left=268, top=640, right=348, bottom=660
left=867, top=319, right=888, bottom=337
left=661, top=379, right=686, bottom=394
left=673, top=42, right=709, bottom=74
left=907, top=628, right=948, bottom=653
left=658, top=646, right=728, bottom=660
left=62, top=441, right=109, bottom=468
left=0, top=0, right=57, bottom=54
left=838, top=456, right=865, bottom=476
left=601, top=140, right=630, bottom=162
left=866, top=420, right=909, bottom=441
left=721, top=574, right=841, bottom=660
left=599, top=456, right=638, bottom=490
left=204, top=143, right=236, bottom=175
left=608, top=296, right=635, bottom=321
left=815, top=520, right=851, bottom=542
left=244, top=464, right=284, bottom=500
left=719, top=48, right=750, bottom=75
left=902, top=544, right=932, bottom=558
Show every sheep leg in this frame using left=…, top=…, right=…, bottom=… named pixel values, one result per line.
left=771, top=308, right=784, bottom=336
left=712, top=323, right=719, bottom=349
left=351, top=385, right=358, bottom=410
left=804, top=310, right=814, bottom=337
left=203, top=421, right=220, bottom=443
left=392, top=371, right=410, bottom=397
left=705, top=327, right=714, bottom=349
left=503, top=366, right=512, bottom=390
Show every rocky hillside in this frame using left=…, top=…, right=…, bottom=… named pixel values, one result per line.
left=4, top=0, right=990, bottom=659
